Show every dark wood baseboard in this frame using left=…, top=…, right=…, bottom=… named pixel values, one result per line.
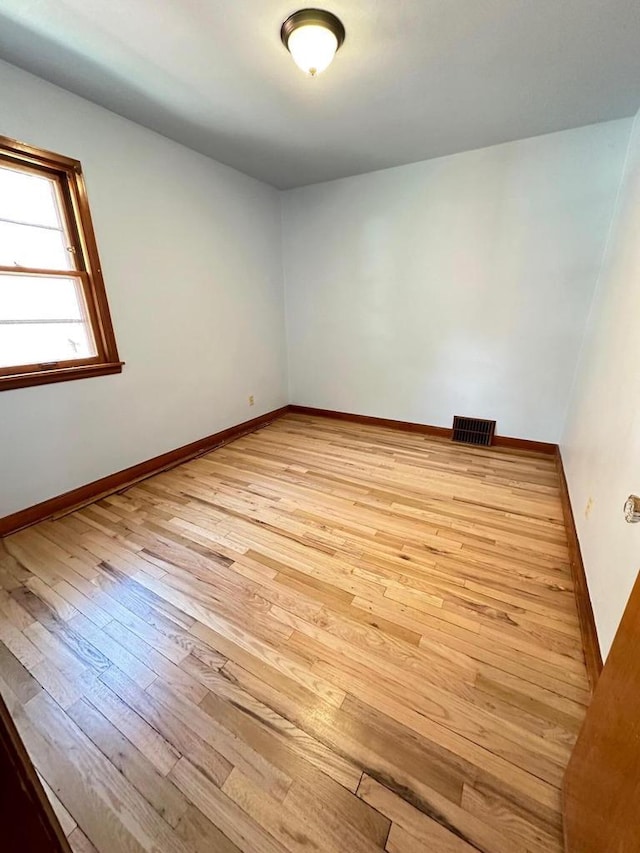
left=289, top=405, right=557, bottom=454
left=490, top=434, right=557, bottom=455
left=0, top=406, right=289, bottom=538
left=2, top=401, right=600, bottom=694
left=290, top=404, right=451, bottom=438
left=555, top=447, right=603, bottom=692
left=293, top=404, right=599, bottom=688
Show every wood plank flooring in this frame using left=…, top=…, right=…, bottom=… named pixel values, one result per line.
left=0, top=413, right=589, bottom=852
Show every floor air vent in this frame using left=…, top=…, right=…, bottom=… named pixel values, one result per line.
left=452, top=416, right=496, bottom=447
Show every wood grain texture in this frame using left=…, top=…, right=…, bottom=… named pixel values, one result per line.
left=0, top=414, right=588, bottom=851
left=555, top=447, right=602, bottom=691
left=563, top=570, right=640, bottom=853
left=0, top=406, right=289, bottom=537
left=289, top=405, right=558, bottom=454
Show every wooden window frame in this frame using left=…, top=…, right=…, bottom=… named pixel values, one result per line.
left=0, top=135, right=123, bottom=391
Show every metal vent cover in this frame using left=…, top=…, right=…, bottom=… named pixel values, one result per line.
left=452, top=416, right=496, bottom=447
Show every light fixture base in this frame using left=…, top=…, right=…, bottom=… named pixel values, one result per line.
left=280, top=8, right=346, bottom=52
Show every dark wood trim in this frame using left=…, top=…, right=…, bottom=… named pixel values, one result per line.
left=489, top=434, right=557, bottom=454
left=68, top=152, right=121, bottom=364
left=290, top=404, right=451, bottom=438
left=0, top=134, right=81, bottom=170
left=288, top=405, right=557, bottom=454
left=0, top=406, right=289, bottom=537
left=2, top=402, right=601, bottom=696
left=292, top=405, right=599, bottom=687
left=555, top=446, right=603, bottom=691
left=0, top=693, right=72, bottom=852
left=0, top=361, right=124, bottom=391
left=0, top=134, right=121, bottom=392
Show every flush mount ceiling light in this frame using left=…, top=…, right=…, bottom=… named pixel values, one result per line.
left=281, top=8, right=346, bottom=77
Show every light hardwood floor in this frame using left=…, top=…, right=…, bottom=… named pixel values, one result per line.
left=0, top=413, right=589, bottom=852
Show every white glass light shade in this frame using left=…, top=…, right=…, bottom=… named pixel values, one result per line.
left=287, top=24, right=338, bottom=76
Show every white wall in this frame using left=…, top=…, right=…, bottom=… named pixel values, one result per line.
left=562, top=109, right=640, bottom=659
left=1, top=50, right=635, bottom=574
left=282, top=121, right=631, bottom=442
left=0, top=59, right=288, bottom=517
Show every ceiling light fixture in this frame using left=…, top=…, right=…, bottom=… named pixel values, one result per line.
left=280, top=8, right=345, bottom=77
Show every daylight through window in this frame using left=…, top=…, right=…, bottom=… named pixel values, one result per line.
left=0, top=136, right=121, bottom=390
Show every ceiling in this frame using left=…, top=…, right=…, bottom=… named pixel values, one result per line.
left=0, top=1, right=639, bottom=188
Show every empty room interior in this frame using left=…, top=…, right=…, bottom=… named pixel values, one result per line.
left=1, top=2, right=640, bottom=851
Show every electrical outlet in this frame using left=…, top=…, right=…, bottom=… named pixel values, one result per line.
left=585, top=497, right=594, bottom=519
left=248, top=395, right=255, bottom=407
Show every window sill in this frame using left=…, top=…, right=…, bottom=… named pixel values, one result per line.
left=0, top=361, right=124, bottom=391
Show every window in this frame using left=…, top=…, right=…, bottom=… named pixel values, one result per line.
left=0, top=135, right=122, bottom=390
